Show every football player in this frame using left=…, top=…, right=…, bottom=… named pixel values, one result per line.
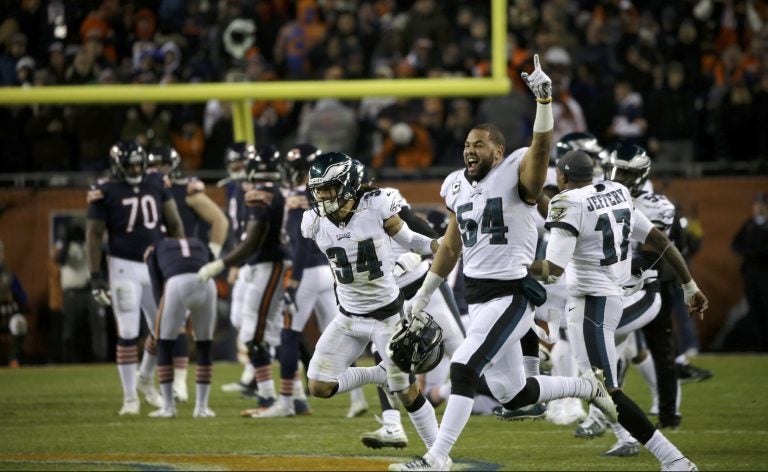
left=197, top=145, right=287, bottom=413
left=390, top=55, right=617, bottom=472
left=251, top=142, right=330, bottom=418
left=532, top=149, right=707, bottom=470
left=147, top=145, right=229, bottom=403
left=300, top=151, right=442, bottom=452
left=144, top=236, right=217, bottom=418
left=86, top=140, right=185, bottom=415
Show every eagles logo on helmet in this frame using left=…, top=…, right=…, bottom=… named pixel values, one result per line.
left=387, top=311, right=444, bottom=375
left=604, top=144, right=651, bottom=196
left=307, top=152, right=361, bottom=217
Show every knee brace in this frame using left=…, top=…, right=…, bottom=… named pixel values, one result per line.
left=503, top=377, right=540, bottom=411
left=246, top=340, right=271, bottom=367
left=450, top=363, right=479, bottom=398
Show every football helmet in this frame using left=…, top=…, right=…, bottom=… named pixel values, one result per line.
left=224, top=142, right=256, bottom=181
left=147, top=145, right=182, bottom=179
left=307, top=152, right=361, bottom=217
left=109, top=140, right=147, bottom=185
left=246, top=145, right=282, bottom=182
left=282, top=143, right=321, bottom=187
left=556, top=132, right=608, bottom=174
left=387, top=311, right=444, bottom=375
left=605, top=144, right=651, bottom=196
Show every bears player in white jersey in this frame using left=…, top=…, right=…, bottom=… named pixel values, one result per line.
left=198, top=146, right=288, bottom=413
left=390, top=55, right=618, bottom=472
left=145, top=237, right=217, bottom=418
left=86, top=140, right=185, bottom=415
left=532, top=150, right=707, bottom=471
left=300, top=151, right=442, bottom=452
left=147, top=145, right=229, bottom=403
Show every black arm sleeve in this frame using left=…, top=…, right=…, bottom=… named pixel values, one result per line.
left=398, top=206, right=438, bottom=238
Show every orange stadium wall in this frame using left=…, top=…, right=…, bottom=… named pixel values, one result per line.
left=0, top=177, right=765, bottom=359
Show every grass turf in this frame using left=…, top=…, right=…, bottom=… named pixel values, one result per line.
left=0, top=354, right=766, bottom=470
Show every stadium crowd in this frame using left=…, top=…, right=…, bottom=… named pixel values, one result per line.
left=1, top=0, right=768, bottom=174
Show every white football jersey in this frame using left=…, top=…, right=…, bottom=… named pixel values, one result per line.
left=441, top=148, right=537, bottom=280
left=545, top=180, right=655, bottom=296
left=380, top=186, right=431, bottom=287
left=633, top=191, right=675, bottom=235
left=301, top=189, right=401, bottom=314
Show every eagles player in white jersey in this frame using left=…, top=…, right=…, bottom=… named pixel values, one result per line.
left=391, top=55, right=618, bottom=472
left=532, top=150, right=707, bottom=471
left=301, top=151, right=442, bottom=451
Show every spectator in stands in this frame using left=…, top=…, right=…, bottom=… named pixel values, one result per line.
left=44, top=41, right=68, bottom=84
left=646, top=62, right=697, bottom=174
left=121, top=102, right=172, bottom=149
left=371, top=121, right=433, bottom=170
left=297, top=66, right=358, bottom=155
left=715, top=81, right=755, bottom=161
left=477, top=82, right=534, bottom=157
left=732, top=192, right=768, bottom=352
left=607, top=79, right=647, bottom=147
left=0, top=33, right=27, bottom=86
left=544, top=47, right=588, bottom=151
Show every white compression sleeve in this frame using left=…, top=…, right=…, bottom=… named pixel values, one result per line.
left=533, top=102, right=553, bottom=133
left=391, top=222, right=435, bottom=255
left=545, top=227, right=577, bottom=269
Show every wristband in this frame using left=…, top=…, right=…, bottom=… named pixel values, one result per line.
left=208, top=242, right=222, bottom=258
left=533, top=101, right=554, bottom=133
left=418, top=271, right=445, bottom=298
left=682, top=280, right=699, bottom=299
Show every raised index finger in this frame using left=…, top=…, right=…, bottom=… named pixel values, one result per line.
left=533, top=53, right=541, bottom=70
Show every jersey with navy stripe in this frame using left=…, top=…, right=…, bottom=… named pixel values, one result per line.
left=441, top=148, right=537, bottom=281
left=301, top=189, right=401, bottom=315
left=146, top=237, right=211, bottom=303
left=545, top=180, right=655, bottom=296
left=87, top=172, right=171, bottom=262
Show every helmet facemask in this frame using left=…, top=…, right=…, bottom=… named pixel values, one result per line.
left=310, top=182, right=345, bottom=217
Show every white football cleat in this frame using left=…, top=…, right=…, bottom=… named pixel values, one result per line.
left=389, top=454, right=452, bottom=471
left=546, top=398, right=587, bottom=425
left=193, top=406, right=216, bottom=418
left=149, top=406, right=177, bottom=418
left=346, top=399, right=369, bottom=419
left=137, top=375, right=164, bottom=408
left=118, top=398, right=140, bottom=416
left=252, top=402, right=295, bottom=418
left=360, top=416, right=408, bottom=449
left=221, top=381, right=249, bottom=393
left=661, top=456, right=698, bottom=471
left=584, top=368, right=618, bottom=423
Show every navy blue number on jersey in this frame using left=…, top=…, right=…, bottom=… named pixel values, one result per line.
left=326, top=238, right=384, bottom=284
left=595, top=209, right=631, bottom=266
left=455, top=197, right=508, bottom=247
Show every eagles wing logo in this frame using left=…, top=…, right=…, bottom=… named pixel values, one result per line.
left=549, top=206, right=567, bottom=222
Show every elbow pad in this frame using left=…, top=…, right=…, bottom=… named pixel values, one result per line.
left=391, top=223, right=435, bottom=256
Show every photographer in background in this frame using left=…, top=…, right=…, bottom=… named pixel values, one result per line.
left=55, top=220, right=106, bottom=363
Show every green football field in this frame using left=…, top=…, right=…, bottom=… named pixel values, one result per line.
left=1, top=354, right=766, bottom=471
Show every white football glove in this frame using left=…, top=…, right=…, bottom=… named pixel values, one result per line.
left=406, top=291, right=430, bottom=319
left=393, top=252, right=422, bottom=278
left=90, top=274, right=111, bottom=307
left=197, top=259, right=225, bottom=282
left=521, top=54, right=552, bottom=101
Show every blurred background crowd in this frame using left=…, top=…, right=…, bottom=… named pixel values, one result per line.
left=1, top=0, right=768, bottom=176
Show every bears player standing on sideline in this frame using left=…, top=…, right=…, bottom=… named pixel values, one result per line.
left=144, top=236, right=218, bottom=418
left=197, top=146, right=287, bottom=414
left=301, top=151, right=441, bottom=452
left=147, top=145, right=229, bottom=404
left=531, top=150, right=707, bottom=471
left=86, top=140, right=185, bottom=415
left=390, top=55, right=617, bottom=472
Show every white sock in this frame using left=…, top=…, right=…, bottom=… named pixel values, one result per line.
left=523, top=355, right=540, bottom=378
left=174, top=368, right=188, bottom=389
left=257, top=380, right=276, bottom=399
left=533, top=375, right=592, bottom=402
left=407, top=397, right=439, bottom=449
left=634, top=354, right=657, bottom=402
left=196, top=383, right=210, bottom=409
left=644, top=430, right=684, bottom=464
left=676, top=380, right=682, bottom=415
left=383, top=408, right=402, bottom=426
left=279, top=394, right=293, bottom=408
left=429, top=394, right=473, bottom=461
left=240, top=363, right=255, bottom=384
left=117, top=363, right=138, bottom=400
left=610, top=422, right=636, bottom=443
left=138, top=351, right=157, bottom=380
left=160, top=382, right=174, bottom=409
left=350, top=387, right=366, bottom=403
left=675, top=354, right=687, bottom=365
left=293, top=379, right=307, bottom=400
left=438, top=383, right=451, bottom=400
left=336, top=365, right=386, bottom=394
